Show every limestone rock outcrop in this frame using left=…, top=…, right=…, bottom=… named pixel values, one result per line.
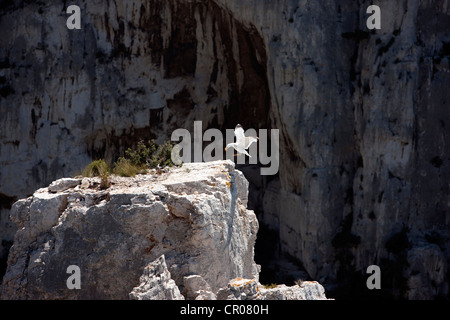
left=1, top=161, right=259, bottom=299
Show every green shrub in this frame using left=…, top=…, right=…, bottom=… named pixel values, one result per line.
left=100, top=172, right=110, bottom=190
left=84, top=140, right=177, bottom=181
left=125, top=140, right=156, bottom=167
left=147, top=140, right=175, bottom=168
left=122, top=139, right=176, bottom=169
left=82, top=159, right=110, bottom=177
left=82, top=159, right=111, bottom=189
left=113, top=157, right=144, bottom=177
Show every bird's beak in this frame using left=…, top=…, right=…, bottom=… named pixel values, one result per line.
left=224, top=147, right=227, bottom=151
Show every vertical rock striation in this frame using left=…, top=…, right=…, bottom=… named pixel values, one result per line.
left=1, top=0, right=449, bottom=298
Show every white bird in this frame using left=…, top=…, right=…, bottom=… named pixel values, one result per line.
left=225, top=124, right=258, bottom=157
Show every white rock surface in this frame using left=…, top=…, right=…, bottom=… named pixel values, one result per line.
left=48, top=178, right=81, bottom=193
left=129, top=255, right=184, bottom=300
left=216, top=278, right=329, bottom=300
left=1, top=160, right=259, bottom=299
left=259, top=282, right=328, bottom=300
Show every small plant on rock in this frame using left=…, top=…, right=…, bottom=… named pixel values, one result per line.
left=125, top=139, right=156, bottom=167
left=148, top=140, right=175, bottom=168
left=82, top=159, right=110, bottom=177
left=263, top=283, right=278, bottom=289
left=294, top=278, right=304, bottom=287
left=117, top=139, right=177, bottom=171
left=82, top=159, right=111, bottom=189
left=100, top=172, right=110, bottom=190
left=113, top=157, right=144, bottom=177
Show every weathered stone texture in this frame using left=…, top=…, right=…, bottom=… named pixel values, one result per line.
left=1, top=161, right=259, bottom=299
left=1, top=0, right=449, bottom=298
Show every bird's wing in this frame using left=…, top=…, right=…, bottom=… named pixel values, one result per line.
left=235, top=144, right=250, bottom=157
left=244, top=136, right=258, bottom=149
left=225, top=143, right=236, bottom=151
left=234, top=125, right=245, bottom=146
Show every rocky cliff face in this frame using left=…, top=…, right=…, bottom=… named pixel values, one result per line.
left=1, top=0, right=449, bottom=299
